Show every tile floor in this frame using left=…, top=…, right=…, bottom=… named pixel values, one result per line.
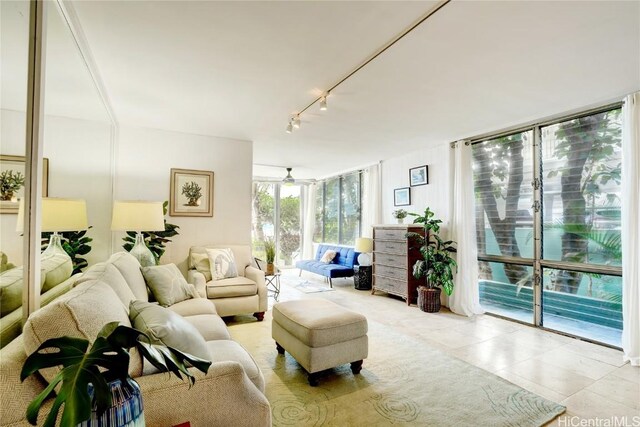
left=273, top=270, right=639, bottom=425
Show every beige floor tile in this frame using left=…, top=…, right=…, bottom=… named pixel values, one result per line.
left=561, top=390, right=640, bottom=419
left=586, top=374, right=640, bottom=409
left=505, top=360, right=595, bottom=396
left=453, top=322, right=511, bottom=340
left=562, top=339, right=626, bottom=367
left=498, top=328, right=571, bottom=353
left=495, top=369, right=568, bottom=403
left=450, top=338, right=538, bottom=372
left=534, top=348, right=619, bottom=380
left=416, top=327, right=486, bottom=349
left=610, top=363, right=640, bottom=385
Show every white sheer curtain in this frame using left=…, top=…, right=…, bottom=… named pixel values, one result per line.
left=302, top=183, right=317, bottom=260
left=622, top=92, right=640, bottom=366
left=449, top=141, right=484, bottom=316
left=360, top=163, right=382, bottom=238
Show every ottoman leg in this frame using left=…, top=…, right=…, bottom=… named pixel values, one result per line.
left=308, top=372, right=320, bottom=387
left=275, top=342, right=285, bottom=355
left=351, top=360, right=363, bottom=375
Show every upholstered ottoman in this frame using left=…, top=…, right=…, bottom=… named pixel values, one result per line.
left=272, top=299, right=368, bottom=386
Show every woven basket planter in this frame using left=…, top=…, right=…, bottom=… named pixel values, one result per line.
left=417, top=287, right=441, bottom=313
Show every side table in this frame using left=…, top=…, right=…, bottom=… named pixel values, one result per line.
left=266, top=272, right=281, bottom=301
left=354, top=265, right=372, bottom=290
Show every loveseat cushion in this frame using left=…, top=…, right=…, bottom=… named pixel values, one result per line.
left=206, top=277, right=257, bottom=299
left=129, top=300, right=210, bottom=361
left=168, top=298, right=217, bottom=317
left=183, top=314, right=231, bottom=341
left=205, top=340, right=264, bottom=392
left=41, top=253, right=73, bottom=292
left=75, top=262, right=135, bottom=308
left=108, top=252, right=148, bottom=302
left=141, top=264, right=198, bottom=307
left=23, top=279, right=135, bottom=382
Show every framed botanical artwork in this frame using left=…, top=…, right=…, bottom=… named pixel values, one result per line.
left=409, top=165, right=429, bottom=187
left=0, top=155, right=49, bottom=214
left=394, top=187, right=411, bottom=207
left=169, top=168, right=214, bottom=217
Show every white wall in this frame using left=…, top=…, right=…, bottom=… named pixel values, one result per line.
left=114, top=125, right=253, bottom=273
left=380, top=141, right=452, bottom=229
left=0, top=109, right=112, bottom=267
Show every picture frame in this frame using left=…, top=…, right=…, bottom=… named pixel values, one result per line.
left=169, top=168, right=214, bottom=217
left=0, top=155, right=49, bottom=214
left=394, top=187, right=411, bottom=207
left=409, top=165, right=429, bottom=187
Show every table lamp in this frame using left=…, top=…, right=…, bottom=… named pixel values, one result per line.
left=111, top=200, right=165, bottom=267
left=17, top=198, right=89, bottom=262
left=355, top=237, right=373, bottom=266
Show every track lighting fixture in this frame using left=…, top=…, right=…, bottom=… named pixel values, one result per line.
left=319, top=96, right=327, bottom=111
left=286, top=121, right=293, bottom=134
left=293, top=115, right=301, bottom=129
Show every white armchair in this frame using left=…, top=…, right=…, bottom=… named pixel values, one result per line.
left=188, top=245, right=268, bottom=320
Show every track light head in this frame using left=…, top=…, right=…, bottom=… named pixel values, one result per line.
left=286, top=121, right=293, bottom=134
left=293, top=116, right=301, bottom=129
left=319, top=96, right=327, bottom=111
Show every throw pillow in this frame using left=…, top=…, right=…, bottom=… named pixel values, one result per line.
left=141, top=263, right=198, bottom=307
left=191, top=252, right=212, bottom=281
left=320, top=250, right=337, bottom=264
left=129, top=300, right=210, bottom=362
left=206, top=248, right=238, bottom=281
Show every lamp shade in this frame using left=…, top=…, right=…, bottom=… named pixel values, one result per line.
left=111, top=201, right=165, bottom=232
left=16, top=198, right=88, bottom=233
left=355, top=237, right=373, bottom=253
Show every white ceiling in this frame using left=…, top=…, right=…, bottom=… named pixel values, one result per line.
left=4, top=1, right=640, bottom=179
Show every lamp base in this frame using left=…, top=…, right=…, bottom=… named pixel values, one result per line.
left=130, top=232, right=156, bottom=267
left=42, top=232, right=70, bottom=261
left=357, top=253, right=372, bottom=267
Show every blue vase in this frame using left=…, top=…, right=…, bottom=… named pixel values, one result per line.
left=79, top=379, right=145, bottom=427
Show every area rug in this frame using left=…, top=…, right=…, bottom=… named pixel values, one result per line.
left=228, top=311, right=566, bottom=427
left=293, top=280, right=335, bottom=294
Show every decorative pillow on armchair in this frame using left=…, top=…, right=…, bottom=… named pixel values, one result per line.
left=206, top=248, right=238, bottom=280
left=320, top=250, right=337, bottom=264
left=191, top=253, right=212, bottom=281
left=141, top=263, right=198, bottom=307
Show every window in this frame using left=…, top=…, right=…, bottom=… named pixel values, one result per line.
left=473, top=106, right=623, bottom=346
left=314, top=172, right=362, bottom=245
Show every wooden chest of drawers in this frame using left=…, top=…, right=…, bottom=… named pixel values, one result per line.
left=371, top=225, right=423, bottom=305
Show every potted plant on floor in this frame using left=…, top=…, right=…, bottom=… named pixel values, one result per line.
left=264, top=238, right=276, bottom=275
left=407, top=207, right=457, bottom=312
left=21, top=321, right=211, bottom=427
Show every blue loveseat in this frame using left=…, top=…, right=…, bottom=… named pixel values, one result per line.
left=295, top=244, right=360, bottom=287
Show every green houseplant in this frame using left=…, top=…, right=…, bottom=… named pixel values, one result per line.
left=21, top=321, right=210, bottom=427
left=264, top=238, right=276, bottom=275
left=392, top=209, right=408, bottom=224
left=407, top=207, right=457, bottom=312
left=123, top=201, right=179, bottom=264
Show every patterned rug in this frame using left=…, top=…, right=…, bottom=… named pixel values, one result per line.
left=228, top=310, right=566, bottom=427
left=292, top=280, right=335, bottom=294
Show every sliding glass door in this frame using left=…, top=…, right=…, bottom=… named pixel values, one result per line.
left=472, top=106, right=623, bottom=346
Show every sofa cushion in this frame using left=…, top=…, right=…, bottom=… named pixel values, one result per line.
left=190, top=253, right=212, bottom=282
left=206, top=277, right=257, bottom=299
left=206, top=248, right=238, bottom=280
left=23, top=280, right=134, bottom=382
left=205, top=340, right=264, bottom=392
left=168, top=297, right=217, bottom=317
left=41, top=253, right=73, bottom=292
left=183, top=314, right=231, bottom=341
left=141, top=264, right=198, bottom=307
left=129, top=300, right=210, bottom=361
left=75, top=262, right=135, bottom=308
left=272, top=299, right=368, bottom=348
left=108, top=252, right=148, bottom=302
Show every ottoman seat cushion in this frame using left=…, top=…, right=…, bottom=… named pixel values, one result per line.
left=273, top=299, right=367, bottom=347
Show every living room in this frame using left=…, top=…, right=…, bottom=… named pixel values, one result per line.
left=1, top=0, right=639, bottom=426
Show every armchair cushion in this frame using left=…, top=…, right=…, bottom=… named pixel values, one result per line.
left=206, top=277, right=257, bottom=299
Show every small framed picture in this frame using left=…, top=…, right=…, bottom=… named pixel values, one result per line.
left=409, top=165, right=428, bottom=187
left=169, top=168, right=214, bottom=217
left=394, top=187, right=411, bottom=206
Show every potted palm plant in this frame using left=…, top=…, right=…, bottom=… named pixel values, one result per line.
left=264, top=238, right=276, bottom=275
left=407, top=207, right=457, bottom=312
left=21, top=321, right=211, bottom=427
